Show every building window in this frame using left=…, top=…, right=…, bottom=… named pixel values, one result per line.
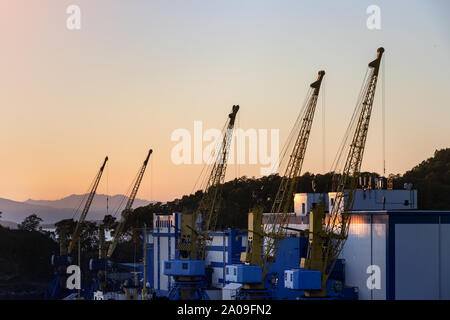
left=165, top=262, right=171, bottom=270
left=182, top=263, right=188, bottom=270
left=226, top=268, right=229, bottom=275
left=233, top=268, right=237, bottom=276
left=302, top=203, right=305, bottom=214
left=331, top=198, right=334, bottom=207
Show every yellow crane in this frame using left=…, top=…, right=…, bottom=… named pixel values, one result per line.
left=304, top=47, right=384, bottom=297
left=178, top=105, right=240, bottom=262
left=88, top=150, right=151, bottom=300
left=263, top=71, right=325, bottom=275
left=67, top=157, right=109, bottom=255
left=238, top=72, right=325, bottom=296
left=49, top=156, right=108, bottom=300
left=165, top=105, right=239, bottom=300
left=106, top=149, right=152, bottom=259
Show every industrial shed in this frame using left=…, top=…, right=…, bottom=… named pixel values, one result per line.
left=343, top=210, right=450, bottom=300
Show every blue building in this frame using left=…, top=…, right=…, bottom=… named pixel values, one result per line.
left=142, top=212, right=247, bottom=298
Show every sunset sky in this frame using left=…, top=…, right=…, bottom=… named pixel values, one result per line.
left=0, top=0, right=449, bottom=203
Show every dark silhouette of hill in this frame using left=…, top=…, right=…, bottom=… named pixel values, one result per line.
left=0, top=194, right=152, bottom=224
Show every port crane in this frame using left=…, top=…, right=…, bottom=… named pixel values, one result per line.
left=233, top=71, right=325, bottom=299
left=302, top=47, right=385, bottom=297
left=106, top=149, right=153, bottom=259
left=47, top=156, right=108, bottom=300
left=191, top=104, right=240, bottom=261
left=164, top=105, right=239, bottom=300
left=67, top=157, right=109, bottom=255
left=88, top=149, right=152, bottom=298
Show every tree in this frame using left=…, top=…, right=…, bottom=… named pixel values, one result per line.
left=18, top=214, right=43, bottom=232
left=396, top=148, right=450, bottom=210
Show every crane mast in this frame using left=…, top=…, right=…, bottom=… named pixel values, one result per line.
left=198, top=105, right=239, bottom=258
left=164, top=105, right=239, bottom=300
left=192, top=105, right=239, bottom=261
left=106, top=149, right=152, bottom=259
left=67, top=156, right=108, bottom=255
left=305, top=47, right=384, bottom=297
left=261, top=71, right=325, bottom=278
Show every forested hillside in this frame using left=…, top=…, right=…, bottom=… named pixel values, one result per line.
left=128, top=148, right=450, bottom=231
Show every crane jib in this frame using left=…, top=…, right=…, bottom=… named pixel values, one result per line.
left=106, top=149, right=153, bottom=259
left=304, top=48, right=385, bottom=297
left=259, top=71, right=325, bottom=280
left=67, top=156, right=109, bottom=255
left=188, top=105, right=240, bottom=261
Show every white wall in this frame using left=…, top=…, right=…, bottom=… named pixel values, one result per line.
left=294, top=193, right=328, bottom=216
left=329, top=189, right=418, bottom=212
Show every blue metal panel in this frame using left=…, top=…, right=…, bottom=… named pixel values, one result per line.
left=157, top=231, right=160, bottom=290
left=223, top=232, right=227, bottom=285
left=206, top=245, right=229, bottom=251
left=145, top=243, right=154, bottom=288
left=386, top=214, right=394, bottom=300
left=89, top=258, right=111, bottom=271
left=168, top=227, right=171, bottom=290
left=237, top=265, right=262, bottom=283
left=152, top=232, right=178, bottom=237
left=328, top=259, right=345, bottom=281
left=163, top=260, right=205, bottom=276
left=284, top=269, right=322, bottom=290
left=226, top=265, right=262, bottom=283
left=175, top=213, right=180, bottom=259
left=51, top=254, right=72, bottom=266
left=294, top=269, right=321, bottom=290
left=265, top=237, right=304, bottom=299
left=210, top=261, right=225, bottom=268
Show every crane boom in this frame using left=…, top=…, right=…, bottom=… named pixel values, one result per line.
left=195, top=105, right=239, bottom=260
left=261, top=71, right=325, bottom=278
left=67, top=156, right=108, bottom=255
left=107, top=149, right=153, bottom=259
left=164, top=106, right=239, bottom=300
left=178, top=106, right=239, bottom=261
left=271, top=71, right=325, bottom=215
left=305, top=48, right=384, bottom=296
left=200, top=106, right=239, bottom=230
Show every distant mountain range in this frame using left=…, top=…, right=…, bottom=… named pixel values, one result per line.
left=0, top=194, right=153, bottom=226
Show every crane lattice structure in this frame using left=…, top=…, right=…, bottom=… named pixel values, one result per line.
left=67, top=156, right=108, bottom=255
left=192, top=105, right=240, bottom=261
left=165, top=105, right=239, bottom=300
left=261, top=71, right=325, bottom=278
left=106, top=149, right=152, bottom=259
left=305, top=47, right=384, bottom=297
